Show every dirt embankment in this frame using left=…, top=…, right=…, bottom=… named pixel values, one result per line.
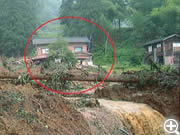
left=95, top=83, right=180, bottom=121
left=0, top=81, right=171, bottom=135
left=0, top=82, right=91, bottom=135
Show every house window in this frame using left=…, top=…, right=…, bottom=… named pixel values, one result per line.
left=148, top=46, right=152, bottom=52
left=42, top=48, right=49, bottom=54
left=157, top=44, right=161, bottom=48
left=173, top=43, right=180, bottom=47
left=74, top=47, right=82, bottom=52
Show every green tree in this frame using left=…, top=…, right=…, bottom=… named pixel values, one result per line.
left=59, top=0, right=180, bottom=67
left=127, top=0, right=165, bottom=15
left=60, top=0, right=127, bottom=43
left=36, top=0, right=63, bottom=38
left=151, top=0, right=180, bottom=36
left=40, top=37, right=77, bottom=91
left=0, top=0, right=39, bottom=57
left=43, top=37, right=77, bottom=70
left=126, top=0, right=166, bottom=42
left=126, top=0, right=180, bottom=43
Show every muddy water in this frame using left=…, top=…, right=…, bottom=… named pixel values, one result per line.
left=98, top=99, right=168, bottom=135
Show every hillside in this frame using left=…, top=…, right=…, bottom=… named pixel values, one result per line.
left=0, top=82, right=91, bottom=135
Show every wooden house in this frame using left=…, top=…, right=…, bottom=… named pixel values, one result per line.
left=144, top=34, right=180, bottom=66
left=32, top=37, right=93, bottom=66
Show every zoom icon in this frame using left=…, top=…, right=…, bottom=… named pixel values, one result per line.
left=164, top=119, right=180, bottom=135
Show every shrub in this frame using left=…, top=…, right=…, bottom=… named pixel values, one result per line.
left=41, top=37, right=77, bottom=91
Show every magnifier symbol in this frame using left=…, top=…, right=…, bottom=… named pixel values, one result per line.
left=164, top=119, right=180, bottom=135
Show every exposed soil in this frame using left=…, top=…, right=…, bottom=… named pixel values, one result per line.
left=0, top=82, right=91, bottom=135
left=0, top=80, right=174, bottom=135
left=0, top=60, right=179, bottom=134
left=95, top=83, right=180, bottom=122
left=98, top=99, right=168, bottom=135
left=79, top=107, right=126, bottom=135
left=66, top=98, right=168, bottom=135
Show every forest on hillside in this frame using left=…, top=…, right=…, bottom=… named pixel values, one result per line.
left=0, top=0, right=180, bottom=67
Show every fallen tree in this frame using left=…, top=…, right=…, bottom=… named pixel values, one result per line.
left=0, top=72, right=140, bottom=83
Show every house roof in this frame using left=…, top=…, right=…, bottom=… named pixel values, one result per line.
left=32, top=37, right=90, bottom=45
left=66, top=37, right=90, bottom=43
left=144, top=34, right=180, bottom=46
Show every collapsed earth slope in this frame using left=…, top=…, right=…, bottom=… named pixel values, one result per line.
left=0, top=82, right=91, bottom=135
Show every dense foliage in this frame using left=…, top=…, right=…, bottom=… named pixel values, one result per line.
left=60, top=0, right=125, bottom=44
left=0, top=0, right=179, bottom=66
left=0, top=0, right=39, bottom=57
left=41, top=38, right=77, bottom=91
left=60, top=0, right=180, bottom=66
left=128, top=0, right=180, bottom=41
left=36, top=0, right=63, bottom=37
left=42, top=37, right=77, bottom=70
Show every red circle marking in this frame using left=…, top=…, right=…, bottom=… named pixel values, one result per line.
left=24, top=16, right=115, bottom=95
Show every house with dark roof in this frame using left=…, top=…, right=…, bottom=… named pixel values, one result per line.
left=144, top=34, right=180, bottom=65
left=32, top=37, right=93, bottom=66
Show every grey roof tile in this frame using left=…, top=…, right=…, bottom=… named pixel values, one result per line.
left=144, top=34, right=180, bottom=46
left=32, top=37, right=90, bottom=45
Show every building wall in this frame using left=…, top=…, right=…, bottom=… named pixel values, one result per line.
left=37, top=48, right=42, bottom=56
left=173, top=45, right=180, bottom=65
left=68, top=43, right=88, bottom=53
left=164, top=41, right=173, bottom=56
left=165, top=56, right=174, bottom=65
left=145, top=36, right=180, bottom=65
left=165, top=37, right=180, bottom=65
left=35, top=43, right=90, bottom=60
left=36, top=46, right=48, bottom=57
left=156, top=45, right=162, bottom=56
left=174, top=55, right=180, bottom=65
left=75, top=55, right=90, bottom=59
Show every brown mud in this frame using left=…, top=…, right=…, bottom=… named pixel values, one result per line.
left=66, top=98, right=168, bottom=135
left=0, top=82, right=91, bottom=135
left=95, top=83, right=180, bottom=122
